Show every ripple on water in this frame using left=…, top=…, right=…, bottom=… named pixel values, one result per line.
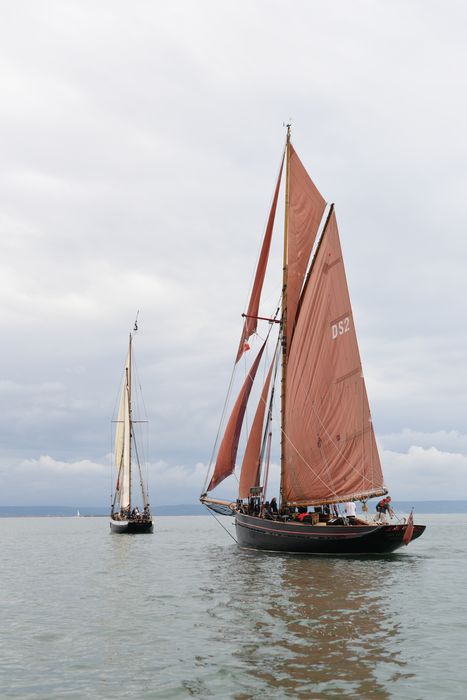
left=0, top=514, right=466, bottom=699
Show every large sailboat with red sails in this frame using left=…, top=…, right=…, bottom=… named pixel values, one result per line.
left=200, top=127, right=425, bottom=554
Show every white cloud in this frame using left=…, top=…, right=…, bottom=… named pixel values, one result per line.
left=382, top=445, right=467, bottom=500
left=1, top=1, right=467, bottom=504
left=381, top=429, right=467, bottom=454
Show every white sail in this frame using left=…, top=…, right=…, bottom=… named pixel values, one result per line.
left=114, top=349, right=131, bottom=511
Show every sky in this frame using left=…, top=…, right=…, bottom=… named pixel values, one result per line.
left=1, top=0, right=467, bottom=507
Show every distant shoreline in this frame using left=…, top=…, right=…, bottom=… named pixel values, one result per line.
left=1, top=501, right=467, bottom=517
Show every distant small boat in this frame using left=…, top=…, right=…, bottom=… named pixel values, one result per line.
left=76, top=510, right=80, bottom=518
left=201, top=127, right=425, bottom=554
left=110, top=321, right=153, bottom=534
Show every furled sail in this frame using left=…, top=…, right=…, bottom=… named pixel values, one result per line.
left=236, top=157, right=284, bottom=363
left=114, top=352, right=131, bottom=510
left=238, top=357, right=275, bottom=499
left=282, top=211, right=385, bottom=505
left=208, top=340, right=267, bottom=492
left=286, top=145, right=327, bottom=354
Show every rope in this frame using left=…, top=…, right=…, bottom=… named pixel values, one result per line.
left=204, top=505, right=238, bottom=544
left=202, top=359, right=238, bottom=493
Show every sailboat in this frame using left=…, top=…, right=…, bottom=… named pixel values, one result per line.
left=110, top=322, right=153, bottom=533
left=200, top=127, right=425, bottom=554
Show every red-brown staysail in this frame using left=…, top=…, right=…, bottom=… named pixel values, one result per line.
left=238, top=356, right=276, bottom=499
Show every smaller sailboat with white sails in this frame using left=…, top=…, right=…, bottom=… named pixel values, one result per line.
left=110, top=319, right=153, bottom=534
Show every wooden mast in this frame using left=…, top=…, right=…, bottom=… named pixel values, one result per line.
left=280, top=124, right=291, bottom=507
left=128, top=332, right=132, bottom=512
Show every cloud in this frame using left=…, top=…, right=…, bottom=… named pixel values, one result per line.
left=0, top=454, right=108, bottom=506
left=381, top=445, right=467, bottom=500
left=2, top=1, right=467, bottom=504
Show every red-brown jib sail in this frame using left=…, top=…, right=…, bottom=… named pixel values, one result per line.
left=207, top=340, right=267, bottom=492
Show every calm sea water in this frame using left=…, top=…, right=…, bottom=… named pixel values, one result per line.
left=0, top=514, right=465, bottom=699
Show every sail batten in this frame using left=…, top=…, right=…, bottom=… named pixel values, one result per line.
left=236, top=156, right=284, bottom=363
left=208, top=341, right=268, bottom=492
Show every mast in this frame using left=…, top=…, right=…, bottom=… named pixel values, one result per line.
left=128, top=332, right=132, bottom=510
left=280, top=124, right=291, bottom=506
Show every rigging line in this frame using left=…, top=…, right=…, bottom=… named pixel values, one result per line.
left=281, top=426, right=380, bottom=505
left=204, top=303, right=281, bottom=494
left=280, top=428, right=342, bottom=501
left=133, top=437, right=148, bottom=507
left=109, top=421, right=114, bottom=509
left=317, top=442, right=339, bottom=498
left=239, top=147, right=287, bottom=317
left=234, top=333, right=280, bottom=488
left=309, top=400, right=375, bottom=482
left=243, top=349, right=250, bottom=439
left=242, top=308, right=280, bottom=446
left=202, top=361, right=238, bottom=493
left=361, top=373, right=365, bottom=494
left=203, top=505, right=238, bottom=544
left=258, top=339, right=281, bottom=478
left=370, top=419, right=375, bottom=490
left=205, top=314, right=279, bottom=493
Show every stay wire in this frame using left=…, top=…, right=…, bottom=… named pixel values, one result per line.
left=203, top=506, right=238, bottom=544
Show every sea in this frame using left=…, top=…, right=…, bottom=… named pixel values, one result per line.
left=0, top=514, right=466, bottom=699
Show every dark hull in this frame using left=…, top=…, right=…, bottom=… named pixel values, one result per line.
left=235, top=513, right=425, bottom=555
left=110, top=518, right=154, bottom=534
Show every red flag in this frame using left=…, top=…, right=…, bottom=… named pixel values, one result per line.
left=403, top=511, right=414, bottom=545
left=243, top=341, right=250, bottom=352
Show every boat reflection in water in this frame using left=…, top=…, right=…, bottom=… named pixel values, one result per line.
left=207, top=547, right=413, bottom=698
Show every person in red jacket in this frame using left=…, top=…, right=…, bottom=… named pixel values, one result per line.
left=376, top=496, right=394, bottom=521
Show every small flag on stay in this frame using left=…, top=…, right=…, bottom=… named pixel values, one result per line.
left=403, top=510, right=414, bottom=545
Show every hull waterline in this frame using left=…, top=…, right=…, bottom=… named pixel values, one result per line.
left=235, top=513, right=425, bottom=555
left=110, top=518, right=154, bottom=534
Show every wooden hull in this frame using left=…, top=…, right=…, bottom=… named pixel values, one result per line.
left=110, top=518, right=154, bottom=534
left=235, top=513, right=425, bottom=555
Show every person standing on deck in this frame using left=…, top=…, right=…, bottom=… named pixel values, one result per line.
left=344, top=501, right=357, bottom=525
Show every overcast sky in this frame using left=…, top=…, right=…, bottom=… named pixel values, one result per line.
left=1, top=0, right=467, bottom=507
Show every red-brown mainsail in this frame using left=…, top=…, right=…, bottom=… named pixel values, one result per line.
left=283, top=210, right=385, bottom=505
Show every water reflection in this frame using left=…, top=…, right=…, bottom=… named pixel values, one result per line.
left=207, top=546, right=412, bottom=698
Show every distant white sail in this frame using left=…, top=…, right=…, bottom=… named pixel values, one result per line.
left=114, top=350, right=131, bottom=511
